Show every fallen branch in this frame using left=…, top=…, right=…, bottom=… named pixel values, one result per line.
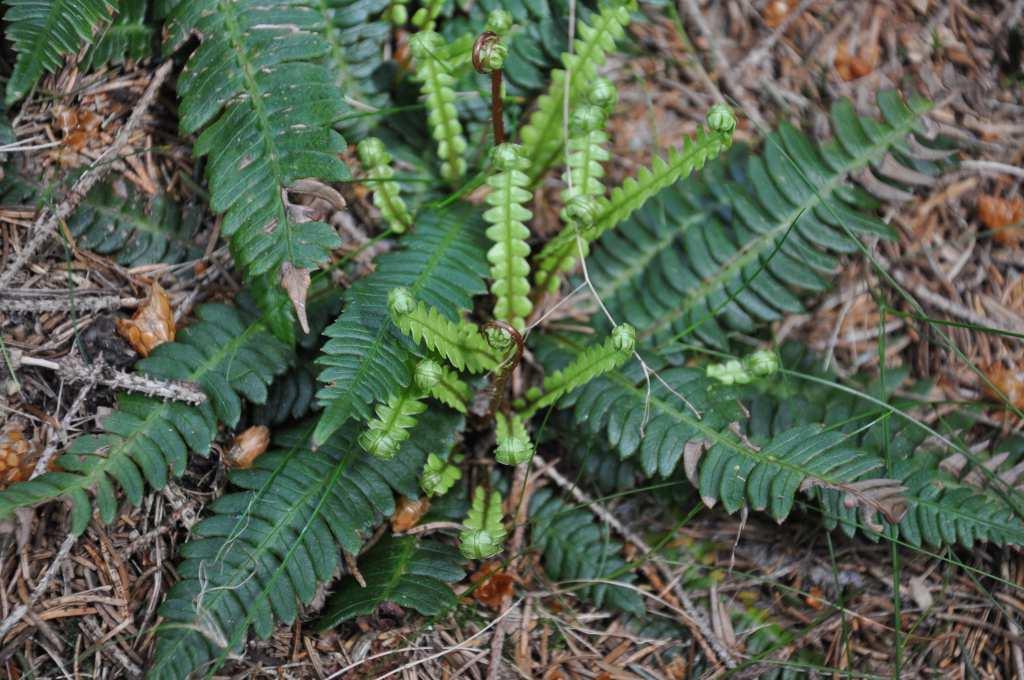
left=0, top=292, right=139, bottom=314
left=13, top=351, right=206, bottom=405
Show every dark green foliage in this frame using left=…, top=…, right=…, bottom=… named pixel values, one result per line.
left=3, top=0, right=114, bottom=104
left=252, top=364, right=318, bottom=427
left=589, top=91, right=949, bottom=349
left=83, top=0, right=154, bottom=70
left=315, top=204, right=489, bottom=444
left=317, top=0, right=393, bottom=138
left=149, top=409, right=462, bottom=680
left=318, top=535, right=464, bottom=628
left=67, top=182, right=202, bottom=266
left=167, top=0, right=349, bottom=286
left=529, top=487, right=644, bottom=614
left=0, top=304, right=290, bottom=534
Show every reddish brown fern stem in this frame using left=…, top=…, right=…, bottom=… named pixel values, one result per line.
left=481, top=320, right=523, bottom=416
left=473, top=32, right=505, bottom=145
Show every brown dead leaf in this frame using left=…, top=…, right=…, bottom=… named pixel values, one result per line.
left=225, top=426, right=270, bottom=469
left=981, top=362, right=1024, bottom=410
left=470, top=561, right=516, bottom=610
left=391, top=495, right=430, bottom=532
left=0, top=425, right=34, bottom=487
left=116, top=282, right=174, bottom=357
left=280, top=262, right=312, bottom=334
left=763, top=0, right=794, bottom=28
left=977, top=195, right=1024, bottom=246
left=834, top=41, right=877, bottom=81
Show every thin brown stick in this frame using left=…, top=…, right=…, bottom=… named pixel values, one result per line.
left=473, top=32, right=505, bottom=145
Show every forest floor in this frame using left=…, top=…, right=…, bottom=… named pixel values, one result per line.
left=2, top=0, right=1024, bottom=678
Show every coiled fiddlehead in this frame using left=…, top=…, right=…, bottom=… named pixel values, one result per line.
left=484, top=143, right=533, bottom=331
left=409, top=30, right=468, bottom=185
left=460, top=486, right=507, bottom=559
left=495, top=412, right=533, bottom=465
left=358, top=358, right=442, bottom=459
left=357, top=137, right=412, bottom=233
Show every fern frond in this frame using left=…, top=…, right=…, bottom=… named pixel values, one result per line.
left=421, top=452, right=462, bottom=496
left=460, top=486, right=506, bottom=559
left=252, top=364, right=318, bottom=427
left=562, top=104, right=611, bottom=209
left=82, top=0, right=152, bottom=70
left=149, top=409, right=463, bottom=679
left=319, top=535, right=464, bottom=628
left=68, top=181, right=201, bottom=266
left=315, top=206, right=489, bottom=444
left=387, top=287, right=502, bottom=373
left=0, top=304, right=290, bottom=534
left=523, top=324, right=635, bottom=418
left=358, top=363, right=434, bottom=459
left=424, top=363, right=471, bottom=413
left=534, top=111, right=735, bottom=292
left=409, top=30, right=468, bottom=184
left=484, top=144, right=534, bottom=330
left=167, top=0, right=349, bottom=288
left=3, top=0, right=114, bottom=104
left=316, top=0, right=393, bottom=138
left=495, top=412, right=532, bottom=465
left=590, top=91, right=946, bottom=347
left=529, top=487, right=644, bottom=613
left=358, top=137, right=412, bottom=233
left=519, top=0, right=634, bottom=184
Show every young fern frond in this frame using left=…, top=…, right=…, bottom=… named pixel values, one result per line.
left=359, top=386, right=429, bottom=459
left=495, top=412, right=533, bottom=465
left=421, top=452, right=462, bottom=497
left=460, top=486, right=507, bottom=559
left=317, top=536, right=464, bottom=628
left=706, top=349, right=780, bottom=386
left=358, top=137, right=412, bottom=233
left=523, top=324, right=635, bottom=418
left=561, top=104, right=612, bottom=210
left=3, top=0, right=114, bottom=104
left=149, top=410, right=463, bottom=680
left=315, top=206, right=489, bottom=445
left=0, top=304, right=291, bottom=534
left=423, top=362, right=471, bottom=413
left=388, top=287, right=503, bottom=372
left=519, top=0, right=635, bottom=184
left=409, top=30, right=468, bottom=185
left=167, top=0, right=349, bottom=293
left=534, top=105, right=735, bottom=292
left=484, top=144, right=534, bottom=331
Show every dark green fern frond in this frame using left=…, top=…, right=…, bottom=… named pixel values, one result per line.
left=68, top=181, right=202, bottom=266
left=82, top=0, right=153, bottom=70
left=315, top=205, right=489, bottom=444
left=319, top=535, right=464, bottom=628
left=529, top=487, right=644, bottom=614
left=149, top=408, right=463, bottom=679
left=4, top=0, right=115, bottom=104
left=315, top=0, right=393, bottom=139
left=589, top=90, right=949, bottom=348
left=0, top=303, right=290, bottom=534
left=166, top=0, right=349, bottom=287
left=252, top=364, right=318, bottom=427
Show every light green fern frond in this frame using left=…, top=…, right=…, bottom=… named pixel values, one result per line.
left=495, top=412, right=533, bottom=465
left=460, top=486, right=507, bottom=559
left=422, top=452, right=462, bottom=497
left=409, top=30, right=467, bottom=184
left=484, top=143, right=534, bottom=330
left=358, top=137, right=412, bottom=233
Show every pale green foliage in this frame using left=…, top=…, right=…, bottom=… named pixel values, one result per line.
left=409, top=30, right=467, bottom=184
left=706, top=349, right=781, bottom=386
left=495, top=413, right=533, bottom=465
left=519, top=0, right=635, bottom=184
left=358, top=373, right=431, bottom=459
left=424, top=363, right=471, bottom=413
left=484, top=143, right=534, bottom=330
left=358, top=137, right=411, bottom=233
left=460, top=486, right=507, bottom=559
left=388, top=287, right=503, bottom=372
left=523, top=324, right=635, bottom=417
left=422, top=453, right=462, bottom=497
